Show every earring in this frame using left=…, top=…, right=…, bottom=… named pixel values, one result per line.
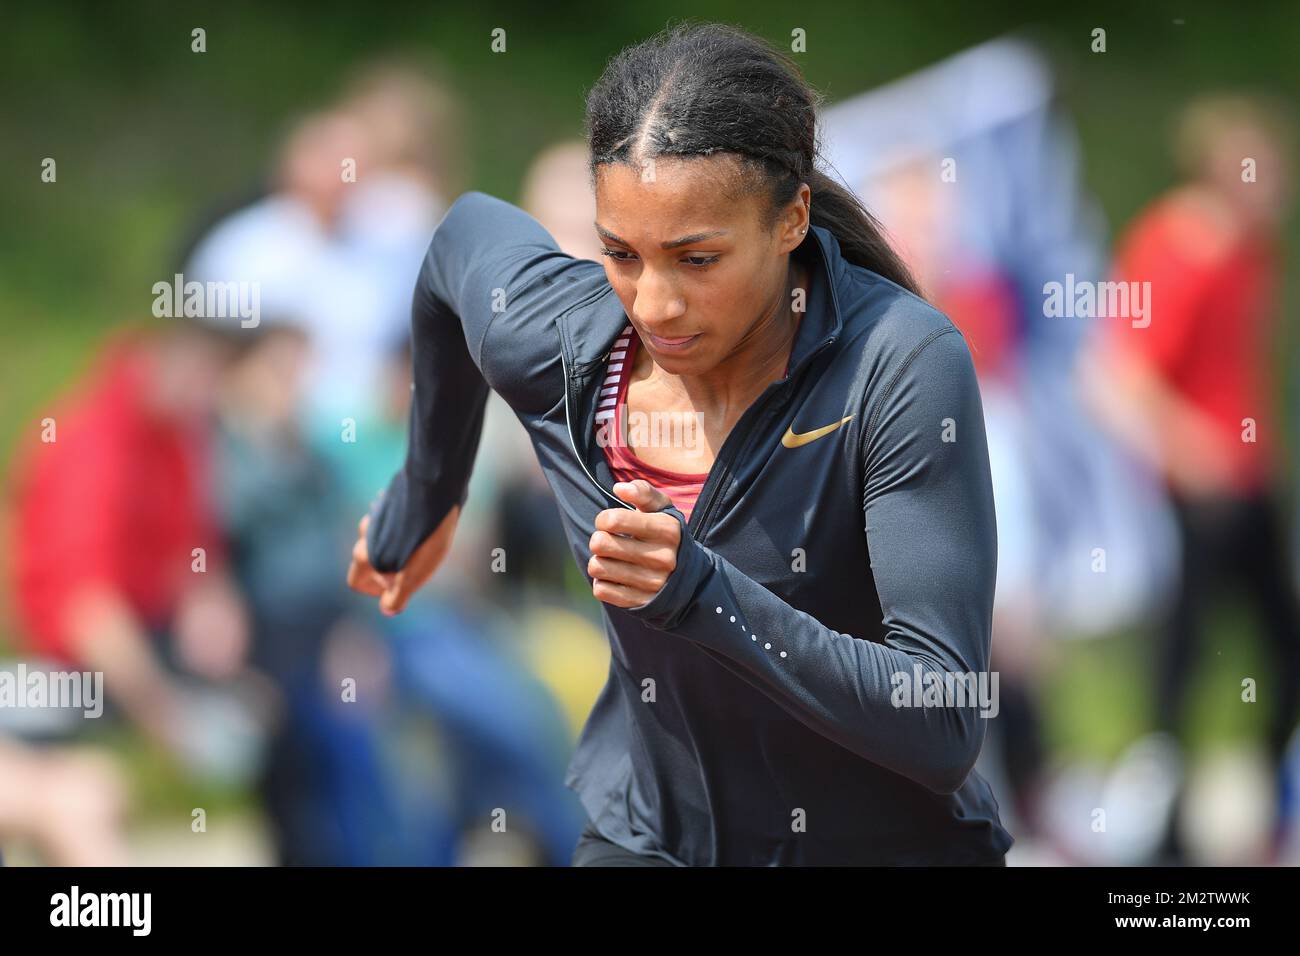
left=800, top=228, right=807, bottom=234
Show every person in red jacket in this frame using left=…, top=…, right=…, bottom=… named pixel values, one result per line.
left=1083, top=93, right=1299, bottom=862
left=9, top=321, right=251, bottom=755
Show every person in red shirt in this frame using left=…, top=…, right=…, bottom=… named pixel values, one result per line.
left=1083, top=93, right=1299, bottom=861
left=8, top=322, right=250, bottom=754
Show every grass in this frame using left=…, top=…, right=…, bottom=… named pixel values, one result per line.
left=1045, top=603, right=1279, bottom=762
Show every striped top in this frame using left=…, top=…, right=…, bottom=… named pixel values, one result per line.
left=596, top=325, right=708, bottom=521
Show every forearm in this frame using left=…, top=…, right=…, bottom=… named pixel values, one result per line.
left=1079, top=343, right=1234, bottom=483
left=64, top=586, right=177, bottom=734
left=1077, top=344, right=1163, bottom=470
left=625, top=529, right=989, bottom=794
left=366, top=246, right=491, bottom=573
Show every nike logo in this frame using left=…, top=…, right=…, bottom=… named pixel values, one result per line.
left=781, top=415, right=853, bottom=448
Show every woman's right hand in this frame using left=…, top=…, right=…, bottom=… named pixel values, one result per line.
left=346, top=505, right=461, bottom=615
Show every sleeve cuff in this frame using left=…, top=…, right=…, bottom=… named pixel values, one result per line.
left=621, top=503, right=715, bottom=630
left=365, top=466, right=465, bottom=574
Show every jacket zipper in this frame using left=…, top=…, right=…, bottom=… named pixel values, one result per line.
left=688, top=333, right=839, bottom=542
left=685, top=382, right=780, bottom=541
left=559, top=338, right=635, bottom=511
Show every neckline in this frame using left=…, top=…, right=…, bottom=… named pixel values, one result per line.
left=611, top=330, right=710, bottom=482
left=609, top=286, right=801, bottom=483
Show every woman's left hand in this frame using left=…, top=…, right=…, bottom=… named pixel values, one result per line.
left=588, top=480, right=682, bottom=608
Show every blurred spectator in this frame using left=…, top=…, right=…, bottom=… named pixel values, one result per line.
left=186, top=110, right=389, bottom=426
left=338, top=56, right=466, bottom=201
left=211, top=323, right=365, bottom=863
left=187, top=60, right=462, bottom=439
left=6, top=320, right=258, bottom=764
left=184, top=89, right=594, bottom=862
left=823, top=35, right=1178, bottom=643
left=1082, top=93, right=1300, bottom=863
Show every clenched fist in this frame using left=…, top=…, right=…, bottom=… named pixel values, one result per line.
left=588, top=480, right=682, bottom=609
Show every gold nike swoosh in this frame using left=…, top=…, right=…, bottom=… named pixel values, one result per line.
left=781, top=415, right=854, bottom=448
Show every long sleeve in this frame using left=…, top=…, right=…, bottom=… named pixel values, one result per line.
left=366, top=191, right=583, bottom=573
left=621, top=326, right=998, bottom=795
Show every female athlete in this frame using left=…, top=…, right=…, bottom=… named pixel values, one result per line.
left=347, top=21, right=1013, bottom=866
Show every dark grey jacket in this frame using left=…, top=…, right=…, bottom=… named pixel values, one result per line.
left=368, top=191, right=1014, bottom=865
